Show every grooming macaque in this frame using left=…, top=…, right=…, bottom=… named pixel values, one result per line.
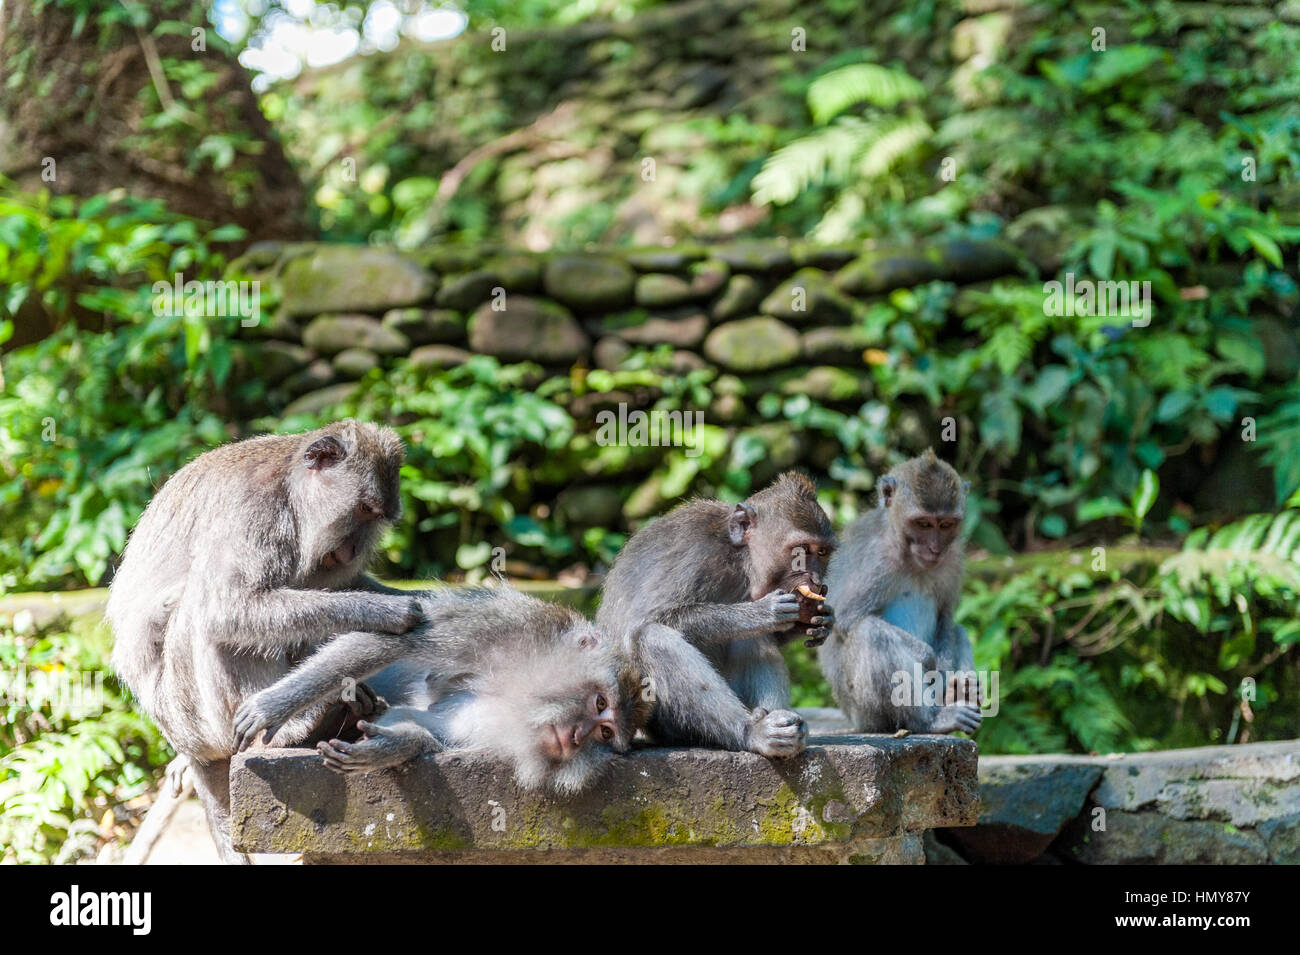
left=234, top=587, right=653, bottom=794
left=819, top=449, right=981, bottom=735
left=107, top=420, right=419, bottom=863
left=596, top=472, right=836, bottom=758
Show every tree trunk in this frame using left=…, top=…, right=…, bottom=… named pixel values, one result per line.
left=0, top=0, right=308, bottom=242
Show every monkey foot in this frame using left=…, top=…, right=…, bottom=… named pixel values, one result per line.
left=744, top=708, right=807, bottom=758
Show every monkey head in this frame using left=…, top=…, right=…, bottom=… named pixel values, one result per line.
left=728, top=472, right=837, bottom=601
left=290, top=420, right=405, bottom=580
left=879, top=448, right=969, bottom=571
left=473, top=618, right=652, bottom=795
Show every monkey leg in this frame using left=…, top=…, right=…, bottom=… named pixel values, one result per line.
left=638, top=624, right=805, bottom=757
left=832, top=617, right=981, bottom=735
left=722, top=635, right=792, bottom=712
left=188, top=757, right=250, bottom=865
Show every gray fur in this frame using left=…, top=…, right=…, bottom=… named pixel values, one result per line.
left=233, top=587, right=654, bottom=796
left=107, top=420, right=418, bottom=863
left=597, top=472, right=836, bottom=758
left=819, top=451, right=981, bottom=735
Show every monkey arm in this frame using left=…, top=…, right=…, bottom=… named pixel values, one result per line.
left=637, top=624, right=752, bottom=749
left=864, top=614, right=940, bottom=664
left=936, top=619, right=975, bottom=671
left=353, top=575, right=443, bottom=599
left=196, top=587, right=421, bottom=651
left=658, top=590, right=801, bottom=648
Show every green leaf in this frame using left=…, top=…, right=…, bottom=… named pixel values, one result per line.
left=1239, top=228, right=1283, bottom=268
left=1078, top=497, right=1129, bottom=522
left=454, top=542, right=492, bottom=569
left=1132, top=469, right=1159, bottom=521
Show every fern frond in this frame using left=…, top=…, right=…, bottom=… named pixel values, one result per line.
left=807, top=64, right=926, bottom=124
left=934, top=108, right=1024, bottom=147
left=854, top=115, right=933, bottom=180
left=1161, top=510, right=1300, bottom=592
left=752, top=120, right=872, bottom=205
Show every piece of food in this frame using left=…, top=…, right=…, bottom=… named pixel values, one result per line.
left=794, top=583, right=829, bottom=630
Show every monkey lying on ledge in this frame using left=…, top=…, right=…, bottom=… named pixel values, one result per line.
left=236, top=586, right=654, bottom=795
left=819, top=450, right=982, bottom=735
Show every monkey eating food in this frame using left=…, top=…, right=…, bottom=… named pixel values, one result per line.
left=818, top=449, right=982, bottom=735
left=233, top=587, right=653, bottom=795
left=596, top=472, right=837, bottom=758
left=108, top=420, right=422, bottom=863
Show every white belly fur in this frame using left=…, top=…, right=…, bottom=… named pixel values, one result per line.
left=880, top=591, right=938, bottom=644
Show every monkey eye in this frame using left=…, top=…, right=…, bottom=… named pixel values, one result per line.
left=595, top=694, right=608, bottom=712
left=600, top=726, right=614, bottom=742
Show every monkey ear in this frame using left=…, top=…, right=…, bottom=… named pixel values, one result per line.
left=727, top=503, right=756, bottom=546
left=962, top=480, right=971, bottom=495
left=304, top=435, right=347, bottom=470
left=878, top=475, right=898, bottom=507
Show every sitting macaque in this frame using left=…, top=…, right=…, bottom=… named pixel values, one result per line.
left=107, top=420, right=422, bottom=863
left=596, top=472, right=837, bottom=758
left=234, top=587, right=653, bottom=794
left=819, top=450, right=982, bottom=734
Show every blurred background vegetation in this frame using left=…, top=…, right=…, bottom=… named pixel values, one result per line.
left=1, top=0, right=1298, bottom=861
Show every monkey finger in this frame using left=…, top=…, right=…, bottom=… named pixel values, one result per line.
left=802, top=628, right=830, bottom=647
left=318, top=739, right=356, bottom=759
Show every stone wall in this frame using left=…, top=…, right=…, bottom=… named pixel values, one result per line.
left=929, top=740, right=1300, bottom=864
left=230, top=236, right=1024, bottom=522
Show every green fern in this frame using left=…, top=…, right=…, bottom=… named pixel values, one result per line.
left=1258, top=393, right=1300, bottom=505
left=854, top=115, right=932, bottom=179
left=807, top=63, right=926, bottom=123
left=1161, top=509, right=1300, bottom=597
left=752, top=121, right=874, bottom=206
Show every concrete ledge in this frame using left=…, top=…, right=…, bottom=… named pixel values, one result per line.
left=231, top=734, right=977, bottom=864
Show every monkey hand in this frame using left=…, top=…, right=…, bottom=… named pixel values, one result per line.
left=382, top=596, right=425, bottom=634
left=317, top=720, right=435, bottom=774
left=164, top=755, right=190, bottom=798
left=346, top=681, right=388, bottom=720
left=232, top=687, right=299, bottom=752
left=744, top=708, right=807, bottom=758
left=801, top=600, right=835, bottom=648
left=755, top=590, right=802, bottom=632
left=930, top=702, right=982, bottom=736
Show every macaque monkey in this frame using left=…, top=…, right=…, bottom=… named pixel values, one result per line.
left=107, top=420, right=422, bottom=863
left=819, top=449, right=982, bottom=735
left=596, top=472, right=837, bottom=758
left=233, top=588, right=653, bottom=794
